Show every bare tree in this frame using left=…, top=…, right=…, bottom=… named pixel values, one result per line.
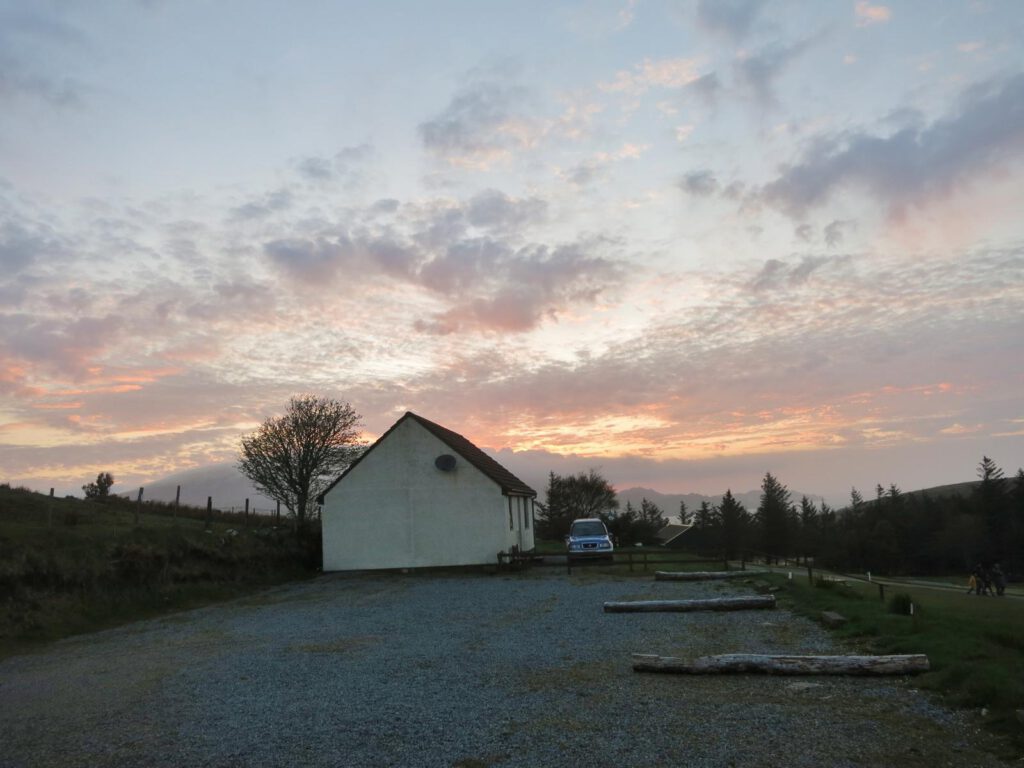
left=238, top=396, right=363, bottom=528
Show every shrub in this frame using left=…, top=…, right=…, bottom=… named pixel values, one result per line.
left=888, top=592, right=913, bottom=615
left=110, top=542, right=167, bottom=585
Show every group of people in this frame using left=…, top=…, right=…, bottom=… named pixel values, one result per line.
left=966, top=563, right=1007, bottom=596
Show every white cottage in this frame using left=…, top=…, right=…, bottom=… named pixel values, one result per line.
left=319, top=411, right=536, bottom=571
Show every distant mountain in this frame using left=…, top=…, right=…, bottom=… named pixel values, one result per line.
left=616, top=486, right=827, bottom=521
left=906, top=480, right=979, bottom=500
left=143, top=463, right=277, bottom=513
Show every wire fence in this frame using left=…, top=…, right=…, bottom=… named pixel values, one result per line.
left=25, top=483, right=303, bottom=532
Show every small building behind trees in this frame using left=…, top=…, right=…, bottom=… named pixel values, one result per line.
left=655, top=522, right=693, bottom=548
left=319, top=412, right=536, bottom=571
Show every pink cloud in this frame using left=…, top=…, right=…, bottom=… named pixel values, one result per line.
left=855, top=2, right=891, bottom=27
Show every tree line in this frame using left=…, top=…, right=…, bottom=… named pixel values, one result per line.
left=536, top=457, right=1024, bottom=575
left=678, top=457, right=1024, bottom=575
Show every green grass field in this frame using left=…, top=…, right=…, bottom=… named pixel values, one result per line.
left=768, top=572, right=1024, bottom=750
left=0, top=484, right=315, bottom=658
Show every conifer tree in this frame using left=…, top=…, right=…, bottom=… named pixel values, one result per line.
left=756, top=472, right=792, bottom=562
left=975, top=456, right=1008, bottom=559
left=678, top=500, right=690, bottom=525
left=798, top=495, right=819, bottom=560
left=718, top=490, right=748, bottom=560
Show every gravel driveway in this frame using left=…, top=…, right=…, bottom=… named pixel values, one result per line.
left=0, top=571, right=1008, bottom=767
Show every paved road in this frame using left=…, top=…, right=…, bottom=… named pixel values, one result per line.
left=0, top=572, right=1010, bottom=767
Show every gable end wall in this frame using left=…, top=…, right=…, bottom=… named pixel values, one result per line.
left=322, top=417, right=524, bottom=570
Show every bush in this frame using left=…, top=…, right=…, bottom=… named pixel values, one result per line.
left=888, top=592, right=913, bottom=615
left=110, top=542, right=167, bottom=586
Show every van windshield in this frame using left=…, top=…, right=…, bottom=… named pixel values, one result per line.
left=571, top=521, right=607, bottom=537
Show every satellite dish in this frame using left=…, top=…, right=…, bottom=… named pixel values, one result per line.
left=435, top=454, right=457, bottom=471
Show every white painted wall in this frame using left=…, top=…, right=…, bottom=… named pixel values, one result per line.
left=322, top=417, right=533, bottom=571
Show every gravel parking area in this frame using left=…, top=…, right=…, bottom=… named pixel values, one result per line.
left=0, top=571, right=1008, bottom=767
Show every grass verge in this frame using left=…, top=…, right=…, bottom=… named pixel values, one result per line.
left=767, top=572, right=1024, bottom=752
left=0, top=485, right=316, bottom=659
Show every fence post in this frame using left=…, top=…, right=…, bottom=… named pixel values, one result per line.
left=275, top=500, right=280, bottom=526
left=135, top=487, right=144, bottom=526
left=206, top=496, right=212, bottom=531
left=878, top=583, right=885, bottom=602
left=807, top=563, right=813, bottom=584
left=244, top=498, right=249, bottom=528
left=47, top=487, right=54, bottom=528
left=173, top=485, right=180, bottom=522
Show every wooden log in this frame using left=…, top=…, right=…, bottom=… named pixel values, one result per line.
left=821, top=610, right=848, bottom=628
left=632, top=653, right=929, bottom=676
left=604, top=596, right=775, bottom=613
left=655, top=570, right=768, bottom=581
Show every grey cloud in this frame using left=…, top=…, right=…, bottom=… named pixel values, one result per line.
left=229, top=188, right=293, bottom=221
left=411, top=189, right=545, bottom=250
left=295, top=157, right=333, bottom=180
left=263, top=233, right=416, bottom=285
left=0, top=278, right=32, bottom=308
left=413, top=206, right=468, bottom=250
left=824, top=219, right=854, bottom=248
left=794, top=224, right=814, bottom=242
left=696, top=0, right=768, bottom=40
left=418, top=78, right=531, bottom=165
left=0, top=56, right=86, bottom=108
left=734, top=37, right=816, bottom=107
left=418, top=238, right=510, bottom=294
left=678, top=170, right=719, bottom=196
left=465, top=189, right=547, bottom=232
left=1, top=312, right=124, bottom=375
left=263, top=209, right=623, bottom=335
left=0, top=222, right=53, bottom=272
left=723, top=181, right=746, bottom=200
left=880, top=106, right=926, bottom=131
left=294, top=144, right=373, bottom=184
left=688, top=72, right=722, bottom=105
left=749, top=255, right=849, bottom=291
left=251, top=180, right=623, bottom=333
left=0, top=12, right=91, bottom=108
left=760, top=74, right=1024, bottom=217
left=263, top=237, right=350, bottom=283
left=370, top=198, right=400, bottom=215
left=416, top=241, right=624, bottom=335
left=335, top=143, right=373, bottom=165
left=2, top=10, right=88, bottom=46
left=564, top=159, right=603, bottom=186
left=366, top=237, right=418, bottom=277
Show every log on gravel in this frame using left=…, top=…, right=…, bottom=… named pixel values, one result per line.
left=603, top=596, right=775, bottom=613
left=632, top=653, right=930, bottom=676
left=654, top=570, right=767, bottom=581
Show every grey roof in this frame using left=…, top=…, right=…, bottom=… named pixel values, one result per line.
left=319, top=411, right=536, bottom=501
left=655, top=523, right=693, bottom=546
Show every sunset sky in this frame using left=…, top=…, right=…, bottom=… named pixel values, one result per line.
left=2, top=0, right=1023, bottom=504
